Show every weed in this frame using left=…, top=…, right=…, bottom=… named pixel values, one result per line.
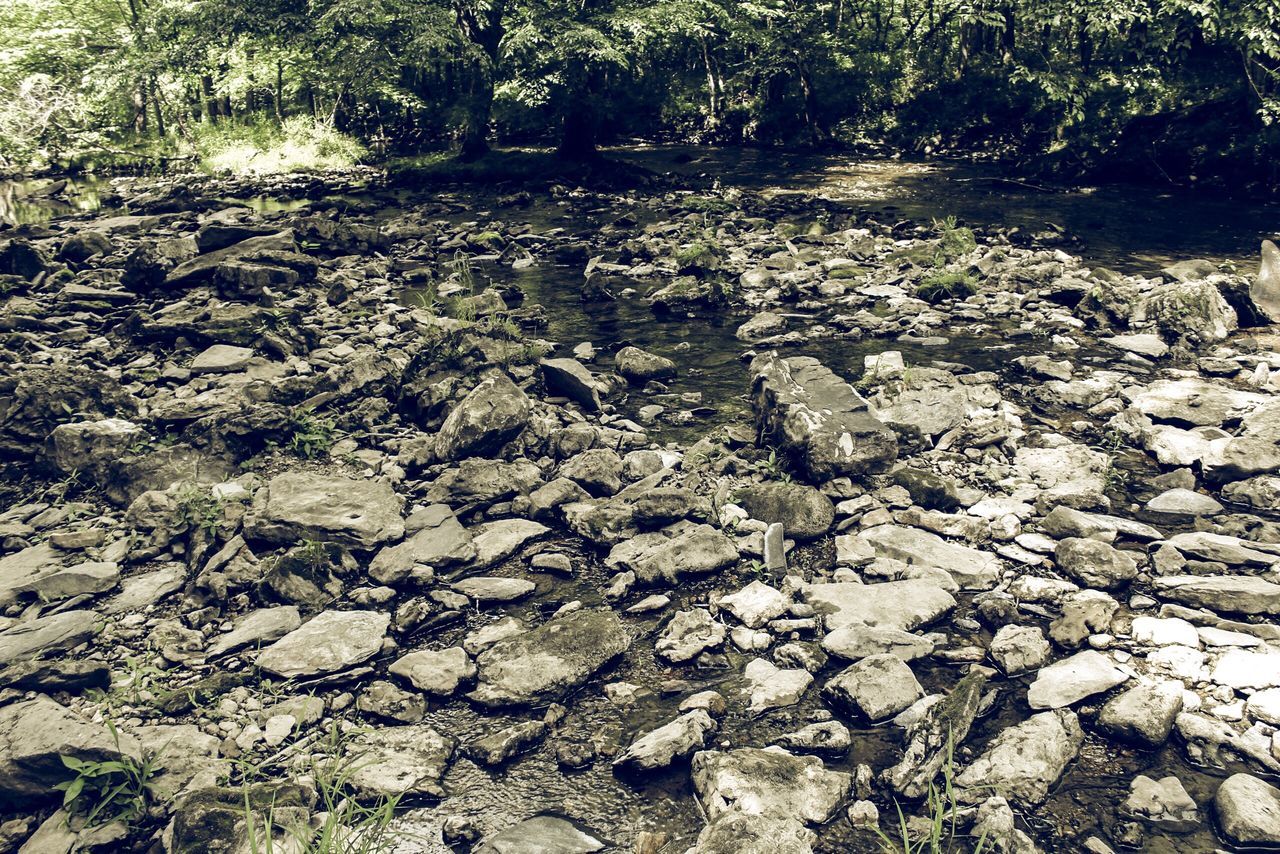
left=176, top=485, right=225, bottom=538
left=754, top=447, right=793, bottom=483
left=285, top=409, right=336, bottom=460
left=916, top=272, right=978, bottom=304
left=933, top=216, right=977, bottom=264
left=874, top=735, right=988, bottom=854
left=56, top=721, right=159, bottom=829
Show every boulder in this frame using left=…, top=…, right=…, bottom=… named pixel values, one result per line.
left=691, top=747, right=851, bottom=824
left=751, top=353, right=897, bottom=480
left=613, top=710, right=717, bottom=772
left=540, top=358, right=603, bottom=411
left=657, top=608, right=727, bottom=663
left=1214, top=773, right=1280, bottom=846
left=735, top=482, right=834, bottom=540
left=369, top=504, right=474, bottom=584
left=476, top=816, right=605, bottom=854
left=435, top=372, right=531, bottom=462
left=255, top=610, right=389, bottom=678
left=1054, top=538, right=1138, bottom=590
left=604, top=523, right=738, bottom=585
left=1027, top=650, right=1129, bottom=709
left=389, top=647, right=476, bottom=696
left=1253, top=239, right=1280, bottom=322
left=469, top=609, right=631, bottom=707
left=857, top=524, right=1000, bottom=589
left=955, top=710, right=1083, bottom=805
left=1136, top=280, right=1237, bottom=343
left=1098, top=681, right=1184, bottom=747
left=823, top=653, right=923, bottom=720
left=615, top=346, right=677, bottom=383
left=802, top=580, right=955, bottom=632
left=245, top=472, right=404, bottom=549
left=1124, top=775, right=1200, bottom=832
left=342, top=725, right=454, bottom=800
left=1153, top=575, right=1280, bottom=617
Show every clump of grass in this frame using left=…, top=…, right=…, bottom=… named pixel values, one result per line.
left=933, top=216, right=977, bottom=262
left=56, top=721, right=159, bottom=829
left=285, top=409, right=335, bottom=459
left=874, top=735, right=989, bottom=854
left=915, top=271, right=978, bottom=304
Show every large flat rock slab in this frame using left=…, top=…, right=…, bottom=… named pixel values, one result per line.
left=801, top=580, right=955, bottom=632
left=255, top=610, right=389, bottom=678
left=245, top=472, right=404, bottom=549
left=856, top=524, right=1000, bottom=589
left=468, top=609, right=631, bottom=707
left=691, top=746, right=851, bottom=825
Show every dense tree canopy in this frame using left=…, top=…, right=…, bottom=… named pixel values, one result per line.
left=1, top=0, right=1278, bottom=187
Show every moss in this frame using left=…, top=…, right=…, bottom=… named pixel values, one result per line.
left=915, top=271, right=978, bottom=303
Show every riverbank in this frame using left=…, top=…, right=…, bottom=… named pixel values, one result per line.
left=1, top=163, right=1279, bottom=853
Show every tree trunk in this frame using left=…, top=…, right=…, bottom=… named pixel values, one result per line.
left=797, top=63, right=826, bottom=146
left=201, top=75, right=218, bottom=123
left=455, top=0, right=506, bottom=159
left=557, top=108, right=598, bottom=160
left=701, top=37, right=720, bottom=129
left=459, top=60, right=494, bottom=160
left=275, top=60, right=284, bottom=122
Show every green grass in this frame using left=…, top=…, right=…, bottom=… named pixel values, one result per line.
left=874, top=736, right=989, bottom=854
left=915, top=271, right=978, bottom=304
left=56, top=721, right=158, bottom=829
left=193, top=116, right=366, bottom=175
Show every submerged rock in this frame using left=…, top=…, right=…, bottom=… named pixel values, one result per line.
left=955, top=710, right=1083, bottom=805
left=691, top=747, right=851, bottom=824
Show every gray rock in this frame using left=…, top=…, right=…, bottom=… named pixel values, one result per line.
left=342, top=725, right=454, bottom=800
left=774, top=721, right=851, bottom=757
left=369, top=504, right=474, bottom=584
left=1124, top=775, right=1199, bottom=832
left=885, top=668, right=992, bottom=798
left=1144, top=488, right=1223, bottom=516
left=743, top=658, right=813, bottom=712
left=48, top=418, right=144, bottom=476
left=657, top=609, right=727, bottom=663
left=692, top=747, right=851, bottom=824
left=802, top=579, right=955, bottom=632
left=823, top=653, right=923, bottom=720
left=435, top=372, right=531, bottom=462
left=245, top=472, right=404, bottom=549
left=989, top=624, right=1050, bottom=675
left=956, top=710, right=1083, bottom=805
left=389, top=647, right=475, bottom=696
left=476, top=816, right=605, bottom=854
left=751, top=353, right=897, bottom=480
left=1054, top=538, right=1138, bottom=590
left=1153, top=575, right=1280, bottom=617
left=1097, top=680, right=1183, bottom=747
left=821, top=624, right=934, bottom=662
left=604, top=522, right=737, bottom=585
left=0, top=543, right=118, bottom=606
left=615, top=346, right=677, bottom=383
left=1253, top=239, right=1280, bottom=322
left=465, top=720, right=547, bottom=766
left=686, top=812, right=814, bottom=854
left=134, top=724, right=221, bottom=802
left=1214, top=773, right=1280, bottom=846
left=207, top=606, right=301, bottom=658
left=858, top=524, right=1000, bottom=589
left=469, top=518, right=550, bottom=567
left=1027, top=650, right=1129, bottom=709
left=0, top=695, right=142, bottom=803
left=1137, top=280, right=1237, bottom=343
left=255, top=610, right=389, bottom=678
left=613, top=709, right=716, bottom=771
left=540, top=358, right=603, bottom=411
left=0, top=610, right=97, bottom=665
left=717, top=580, right=789, bottom=629
left=735, top=482, right=834, bottom=540
left=469, top=609, right=631, bottom=707
left=190, top=344, right=254, bottom=374
left=452, top=576, right=536, bottom=602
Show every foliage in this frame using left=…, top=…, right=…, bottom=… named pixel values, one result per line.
left=916, top=271, right=978, bottom=304
left=285, top=410, right=336, bottom=459
left=193, top=117, right=366, bottom=174
left=56, top=722, right=159, bottom=829
left=874, top=735, right=989, bottom=854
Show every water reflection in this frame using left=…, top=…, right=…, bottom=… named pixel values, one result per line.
left=0, top=177, right=105, bottom=226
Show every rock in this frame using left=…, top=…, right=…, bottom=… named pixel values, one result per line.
left=736, top=311, right=789, bottom=341
left=475, top=816, right=605, bottom=854
left=163, top=230, right=297, bottom=288
left=357, top=680, right=426, bottom=722
left=604, top=523, right=738, bottom=585
left=890, top=467, right=961, bottom=510
left=657, top=609, right=727, bottom=663
left=955, top=710, right=1083, bottom=805
left=743, top=658, right=813, bottom=712
left=691, top=747, right=851, bottom=824
left=615, top=346, right=677, bottom=382
left=735, top=482, right=834, bottom=540
left=59, top=231, right=113, bottom=263
left=751, top=353, right=897, bottom=480
left=559, top=449, right=624, bottom=496
left=0, top=238, right=50, bottom=279
left=717, top=580, right=789, bottom=629
left=540, top=358, right=603, bottom=411
left=1102, top=334, right=1169, bottom=359
left=821, top=624, right=934, bottom=662
left=1153, top=575, right=1280, bottom=617
left=369, top=504, right=474, bottom=584
left=0, top=695, right=142, bottom=803
left=1054, top=538, right=1139, bottom=590
left=48, top=418, right=144, bottom=476
left=1132, top=378, right=1267, bottom=428
left=0, top=543, right=118, bottom=606
left=389, top=647, right=475, bottom=696
left=775, top=721, right=851, bottom=757
left=857, top=524, right=1000, bottom=589
left=469, top=609, right=631, bottom=707
left=190, top=344, right=254, bottom=374
left=255, top=610, right=389, bottom=678
left=435, top=372, right=531, bottom=462
left=1253, top=239, right=1280, bottom=322
left=134, top=725, right=221, bottom=802
left=1212, top=648, right=1280, bottom=689
left=686, top=812, right=813, bottom=854
left=245, top=472, right=404, bottom=549
left=802, top=579, right=955, bottom=631
left=1137, top=280, right=1237, bottom=343
left=1027, top=650, right=1129, bottom=709
left=465, top=720, right=547, bottom=765
left=343, top=725, right=454, bottom=800
left=613, top=710, right=716, bottom=772
left=1097, top=681, right=1184, bottom=747
left=207, top=606, right=302, bottom=658
left=1124, top=775, right=1199, bottom=832
left=168, top=782, right=314, bottom=854
left=1214, top=773, right=1280, bottom=846
left=1145, top=489, right=1222, bottom=516
left=0, top=610, right=97, bottom=665
left=884, top=667, right=991, bottom=798
left=989, top=625, right=1050, bottom=675
left=453, top=576, right=536, bottom=602
left=823, top=653, right=923, bottom=720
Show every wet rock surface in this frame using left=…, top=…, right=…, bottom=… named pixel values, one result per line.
left=1, top=164, right=1279, bottom=853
